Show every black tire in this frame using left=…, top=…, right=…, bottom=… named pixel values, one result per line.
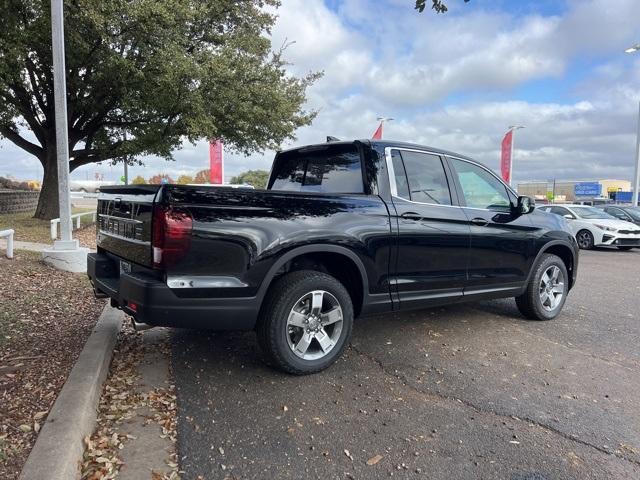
left=576, top=230, right=594, bottom=250
left=617, top=246, right=634, bottom=251
left=516, top=253, right=568, bottom=321
left=256, top=270, right=354, bottom=375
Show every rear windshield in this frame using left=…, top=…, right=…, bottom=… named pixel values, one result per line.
left=268, top=144, right=363, bottom=194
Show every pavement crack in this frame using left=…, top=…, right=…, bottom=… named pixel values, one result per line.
left=349, top=343, right=640, bottom=469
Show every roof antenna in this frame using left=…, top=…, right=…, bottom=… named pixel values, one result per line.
left=326, top=136, right=340, bottom=142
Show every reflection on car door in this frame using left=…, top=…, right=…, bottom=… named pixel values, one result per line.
left=447, top=157, right=536, bottom=293
left=388, top=149, right=470, bottom=309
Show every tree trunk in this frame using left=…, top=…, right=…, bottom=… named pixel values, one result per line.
left=33, top=150, right=60, bottom=220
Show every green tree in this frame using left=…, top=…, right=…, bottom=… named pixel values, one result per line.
left=415, top=0, right=470, bottom=14
left=148, top=173, right=173, bottom=185
left=0, top=0, right=319, bottom=219
left=193, top=169, right=210, bottom=184
left=230, top=169, right=270, bottom=189
left=131, top=175, right=146, bottom=185
left=177, top=174, right=194, bottom=185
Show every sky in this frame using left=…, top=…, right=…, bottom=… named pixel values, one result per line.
left=2, top=0, right=640, bottom=185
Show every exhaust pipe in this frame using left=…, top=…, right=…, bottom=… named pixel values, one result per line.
left=130, top=318, right=155, bottom=332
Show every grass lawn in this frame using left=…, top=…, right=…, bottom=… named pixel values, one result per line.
left=0, top=208, right=94, bottom=244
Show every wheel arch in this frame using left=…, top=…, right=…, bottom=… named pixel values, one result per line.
left=529, top=240, right=577, bottom=290
left=256, top=245, right=369, bottom=317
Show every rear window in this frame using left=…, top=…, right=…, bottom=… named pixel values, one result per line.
left=269, top=144, right=363, bottom=193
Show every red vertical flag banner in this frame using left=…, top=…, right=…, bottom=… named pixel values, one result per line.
left=500, top=130, right=513, bottom=183
left=209, top=140, right=223, bottom=184
left=372, top=122, right=383, bottom=140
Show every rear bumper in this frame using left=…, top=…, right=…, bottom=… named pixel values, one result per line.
left=87, top=253, right=259, bottom=330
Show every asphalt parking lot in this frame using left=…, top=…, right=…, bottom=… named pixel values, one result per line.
left=172, top=248, right=640, bottom=480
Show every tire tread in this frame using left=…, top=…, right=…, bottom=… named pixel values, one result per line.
left=256, top=270, right=353, bottom=375
left=516, top=253, right=567, bottom=321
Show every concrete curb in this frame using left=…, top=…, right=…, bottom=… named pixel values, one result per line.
left=19, top=305, right=124, bottom=480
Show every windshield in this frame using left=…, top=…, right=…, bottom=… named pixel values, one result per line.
left=571, top=206, right=615, bottom=219
left=624, top=207, right=640, bottom=221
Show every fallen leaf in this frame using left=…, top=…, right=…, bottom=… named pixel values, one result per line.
left=366, top=454, right=383, bottom=465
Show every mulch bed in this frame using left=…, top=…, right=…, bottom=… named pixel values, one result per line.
left=0, top=250, right=105, bottom=479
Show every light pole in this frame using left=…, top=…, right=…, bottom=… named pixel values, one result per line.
left=508, top=125, right=525, bottom=187
left=42, top=0, right=89, bottom=272
left=51, top=0, right=73, bottom=247
left=372, top=117, right=393, bottom=140
left=625, top=44, right=640, bottom=206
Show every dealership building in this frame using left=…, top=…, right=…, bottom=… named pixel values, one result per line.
left=516, top=179, right=632, bottom=203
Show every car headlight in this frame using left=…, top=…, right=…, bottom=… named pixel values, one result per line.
left=594, top=224, right=617, bottom=232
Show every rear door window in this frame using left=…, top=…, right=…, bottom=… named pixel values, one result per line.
left=392, top=150, right=452, bottom=205
left=269, top=144, right=363, bottom=193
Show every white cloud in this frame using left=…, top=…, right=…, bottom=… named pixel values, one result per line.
left=3, top=0, right=640, bottom=187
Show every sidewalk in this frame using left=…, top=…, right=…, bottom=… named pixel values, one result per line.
left=0, top=239, right=49, bottom=252
left=0, top=239, right=96, bottom=253
left=81, top=326, right=178, bottom=479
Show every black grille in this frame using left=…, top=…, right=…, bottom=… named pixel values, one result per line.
left=616, top=238, right=640, bottom=246
left=618, top=230, right=640, bottom=235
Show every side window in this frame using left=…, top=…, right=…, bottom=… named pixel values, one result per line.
left=450, top=159, right=511, bottom=211
left=391, top=150, right=410, bottom=199
left=270, top=144, right=363, bottom=193
left=550, top=206, right=571, bottom=218
left=392, top=150, right=452, bottom=205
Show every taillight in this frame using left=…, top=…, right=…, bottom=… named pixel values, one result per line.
left=152, top=206, right=192, bottom=269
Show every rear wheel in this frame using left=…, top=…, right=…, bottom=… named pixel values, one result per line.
left=516, top=253, right=568, bottom=321
left=576, top=230, right=594, bottom=250
left=257, top=270, right=353, bottom=375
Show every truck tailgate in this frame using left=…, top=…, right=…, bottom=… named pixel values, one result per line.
left=96, top=185, right=160, bottom=267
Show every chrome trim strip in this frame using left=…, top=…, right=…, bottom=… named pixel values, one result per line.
left=464, top=286, right=521, bottom=295
left=98, top=231, right=150, bottom=246
left=98, top=192, right=157, bottom=203
left=98, top=214, right=143, bottom=224
left=166, top=276, right=248, bottom=289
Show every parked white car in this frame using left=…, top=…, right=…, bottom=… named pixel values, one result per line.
left=537, top=204, right=640, bottom=250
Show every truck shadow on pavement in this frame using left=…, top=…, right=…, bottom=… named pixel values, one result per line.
left=170, top=299, right=640, bottom=480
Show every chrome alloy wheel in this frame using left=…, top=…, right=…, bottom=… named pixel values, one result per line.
left=539, top=265, right=565, bottom=312
left=286, top=290, right=344, bottom=361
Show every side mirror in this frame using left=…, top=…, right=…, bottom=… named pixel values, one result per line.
left=563, top=214, right=574, bottom=220
left=515, top=196, right=535, bottom=214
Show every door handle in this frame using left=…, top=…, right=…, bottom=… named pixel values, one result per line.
left=401, top=212, right=422, bottom=221
left=470, top=217, right=489, bottom=226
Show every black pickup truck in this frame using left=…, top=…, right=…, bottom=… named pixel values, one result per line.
left=88, top=139, right=578, bottom=374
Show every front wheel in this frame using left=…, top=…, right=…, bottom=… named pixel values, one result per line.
left=516, top=253, right=568, bottom=321
left=576, top=230, right=594, bottom=250
left=257, top=270, right=354, bottom=375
